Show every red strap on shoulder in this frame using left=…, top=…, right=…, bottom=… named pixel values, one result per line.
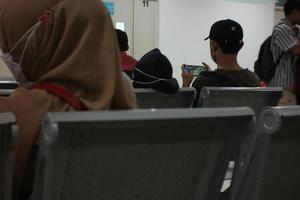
left=33, top=83, right=87, bottom=111
left=260, top=81, right=268, bottom=88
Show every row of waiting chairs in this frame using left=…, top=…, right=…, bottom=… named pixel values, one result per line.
left=0, top=107, right=300, bottom=200
left=0, top=80, right=295, bottom=200
left=135, top=87, right=283, bottom=114
left=0, top=79, right=283, bottom=114
left=0, top=86, right=283, bottom=116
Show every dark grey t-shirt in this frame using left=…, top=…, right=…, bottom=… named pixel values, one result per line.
left=192, top=68, right=260, bottom=105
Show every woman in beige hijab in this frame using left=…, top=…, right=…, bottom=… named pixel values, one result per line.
left=0, top=0, right=136, bottom=198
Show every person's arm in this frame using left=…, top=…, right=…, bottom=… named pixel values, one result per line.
left=290, top=42, right=300, bottom=55
left=274, top=27, right=300, bottom=56
left=191, top=76, right=209, bottom=107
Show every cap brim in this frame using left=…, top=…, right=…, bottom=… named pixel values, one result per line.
left=204, top=36, right=210, bottom=41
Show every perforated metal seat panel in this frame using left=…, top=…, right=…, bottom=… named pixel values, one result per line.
left=0, top=113, right=16, bottom=200
left=33, top=108, right=255, bottom=200
left=135, top=88, right=196, bottom=108
left=61, top=122, right=211, bottom=200
left=258, top=117, right=300, bottom=200
left=198, top=87, right=283, bottom=114
left=232, top=107, right=300, bottom=200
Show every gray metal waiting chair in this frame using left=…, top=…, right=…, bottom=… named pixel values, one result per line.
left=32, top=108, right=255, bottom=200
left=197, top=87, right=283, bottom=114
left=0, top=113, right=16, bottom=200
left=232, top=106, right=300, bottom=200
left=0, top=77, right=18, bottom=89
left=0, top=90, right=14, bottom=97
left=0, top=77, right=18, bottom=96
left=134, top=88, right=195, bottom=108
left=198, top=87, right=283, bottom=188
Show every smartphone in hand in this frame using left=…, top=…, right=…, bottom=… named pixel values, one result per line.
left=183, top=64, right=207, bottom=76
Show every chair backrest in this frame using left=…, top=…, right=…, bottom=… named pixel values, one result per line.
left=134, top=88, right=195, bottom=108
left=0, top=90, right=14, bottom=97
left=0, top=78, right=18, bottom=97
left=0, top=113, right=16, bottom=200
left=198, top=87, right=283, bottom=114
left=232, top=106, right=300, bottom=200
left=32, top=108, right=255, bottom=200
left=0, top=78, right=18, bottom=90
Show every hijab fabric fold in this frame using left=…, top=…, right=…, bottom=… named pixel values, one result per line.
left=0, top=0, right=136, bottom=198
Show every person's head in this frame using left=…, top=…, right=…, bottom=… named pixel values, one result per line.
left=284, top=0, right=300, bottom=25
left=133, top=48, right=179, bottom=94
left=0, top=0, right=135, bottom=109
left=115, top=29, right=129, bottom=52
left=205, top=19, right=244, bottom=63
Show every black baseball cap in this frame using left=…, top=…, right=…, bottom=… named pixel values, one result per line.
left=204, top=19, right=243, bottom=45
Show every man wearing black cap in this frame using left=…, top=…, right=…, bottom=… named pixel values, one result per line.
left=182, top=19, right=260, bottom=106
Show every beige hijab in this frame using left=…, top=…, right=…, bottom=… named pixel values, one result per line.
left=0, top=0, right=136, bottom=198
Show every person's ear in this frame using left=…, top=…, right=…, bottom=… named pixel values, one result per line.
left=240, top=41, right=244, bottom=49
left=236, top=41, right=244, bottom=54
left=210, top=40, right=218, bottom=52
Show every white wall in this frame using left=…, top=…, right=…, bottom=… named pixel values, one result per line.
left=275, top=8, right=285, bottom=25
left=0, top=48, right=12, bottom=77
left=0, top=61, right=12, bottom=77
left=158, top=0, right=275, bottom=84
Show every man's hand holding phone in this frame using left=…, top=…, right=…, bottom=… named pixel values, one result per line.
left=202, top=62, right=212, bottom=71
left=181, top=63, right=210, bottom=87
left=183, top=64, right=207, bottom=76
left=181, top=64, right=195, bottom=87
